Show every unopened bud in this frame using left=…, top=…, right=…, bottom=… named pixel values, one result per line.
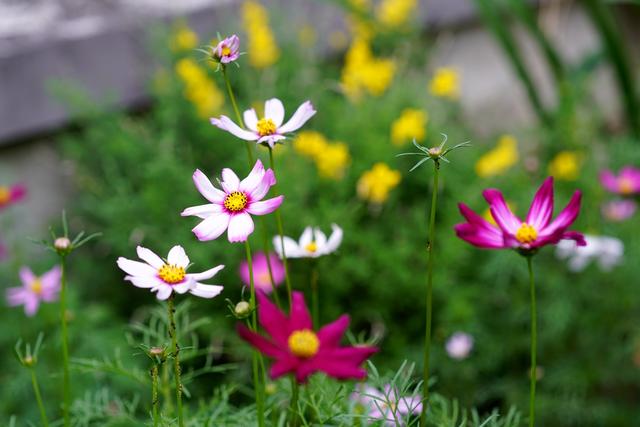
left=149, top=347, right=165, bottom=358
left=427, top=146, right=442, bottom=158
left=234, top=301, right=251, bottom=318
left=23, top=355, right=35, bottom=367
left=54, top=237, right=72, bottom=254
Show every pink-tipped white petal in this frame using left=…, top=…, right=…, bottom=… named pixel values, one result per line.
left=192, top=213, right=230, bottom=241
left=155, top=285, right=173, bottom=301
left=188, top=265, right=225, bottom=281
left=257, top=134, right=287, bottom=147
left=117, top=257, right=157, bottom=277
left=136, top=246, right=164, bottom=269
left=239, top=160, right=266, bottom=193
left=210, top=115, right=258, bottom=141
left=190, top=283, right=224, bottom=298
left=227, top=212, right=255, bottom=242
left=277, top=100, right=316, bottom=134
left=167, top=245, right=190, bottom=268
left=246, top=196, right=284, bottom=215
left=192, top=169, right=226, bottom=203
left=181, top=203, right=223, bottom=219
left=249, top=169, right=276, bottom=200
left=221, top=168, right=240, bottom=193
left=243, top=108, right=259, bottom=132
left=264, top=98, right=285, bottom=127
left=526, top=177, right=554, bottom=229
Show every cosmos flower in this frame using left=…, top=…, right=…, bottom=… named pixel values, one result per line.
left=182, top=160, right=283, bottom=243
left=474, top=135, right=518, bottom=178
left=428, top=67, right=460, bottom=100
left=600, top=166, right=640, bottom=196
left=210, top=98, right=316, bottom=148
left=213, top=34, right=240, bottom=64
left=273, top=224, right=343, bottom=258
left=239, top=252, right=284, bottom=293
left=6, top=266, right=61, bottom=316
left=602, top=199, right=637, bottom=221
left=556, top=235, right=623, bottom=272
left=455, top=177, right=586, bottom=253
left=351, top=384, right=422, bottom=426
left=445, top=332, right=474, bottom=360
left=357, top=163, right=401, bottom=204
left=117, top=245, right=224, bottom=300
left=237, top=291, right=378, bottom=383
left=0, top=184, right=26, bottom=210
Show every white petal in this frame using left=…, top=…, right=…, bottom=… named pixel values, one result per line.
left=273, top=236, right=301, bottom=258
left=257, top=134, right=286, bottom=147
left=190, top=283, right=224, bottom=299
left=167, top=246, right=190, bottom=268
left=264, top=98, right=285, bottom=127
left=298, top=226, right=314, bottom=248
left=239, top=160, right=265, bottom=193
left=227, top=213, right=255, bottom=242
left=325, top=224, right=343, bottom=254
left=193, top=213, right=230, bottom=241
left=210, top=115, right=258, bottom=141
left=136, top=246, right=164, bottom=269
left=181, top=203, right=223, bottom=219
left=192, top=169, right=225, bottom=203
left=277, top=100, right=316, bottom=134
left=117, top=257, right=157, bottom=277
left=313, top=229, right=328, bottom=253
left=249, top=169, right=276, bottom=201
left=188, top=265, right=225, bottom=281
left=126, top=276, right=160, bottom=289
left=243, top=108, right=259, bottom=131
left=155, top=285, right=173, bottom=300
left=221, top=168, right=240, bottom=193
left=172, top=281, right=194, bottom=294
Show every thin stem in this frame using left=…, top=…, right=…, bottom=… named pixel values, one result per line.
left=288, top=377, right=300, bottom=427
left=30, top=369, right=49, bottom=427
left=221, top=65, right=254, bottom=164
left=151, top=364, right=159, bottom=427
left=310, top=260, right=319, bottom=329
left=527, top=256, right=537, bottom=427
left=420, top=161, right=439, bottom=427
left=268, top=147, right=293, bottom=309
left=59, top=256, right=70, bottom=427
left=167, top=295, right=184, bottom=427
left=261, top=224, right=281, bottom=309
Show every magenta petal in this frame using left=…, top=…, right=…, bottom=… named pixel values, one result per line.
left=454, top=223, right=506, bottom=249
left=526, top=176, right=554, bottom=229
left=289, top=291, right=313, bottom=331
left=561, top=230, right=587, bottom=246
left=483, top=189, right=521, bottom=234
left=538, top=190, right=582, bottom=239
left=24, top=294, right=40, bottom=317
left=269, top=355, right=299, bottom=379
left=257, top=292, right=291, bottom=347
left=237, top=323, right=286, bottom=358
left=317, top=315, right=350, bottom=348
left=599, top=170, right=619, bottom=193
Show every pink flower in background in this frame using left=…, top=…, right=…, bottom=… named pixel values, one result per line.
left=455, top=177, right=585, bottom=252
left=117, top=245, right=224, bottom=300
left=351, top=384, right=422, bottom=426
left=446, top=332, right=474, bottom=360
left=182, top=160, right=283, bottom=243
left=213, top=34, right=240, bottom=64
left=6, top=266, right=61, bottom=316
left=600, top=166, right=640, bottom=195
left=238, top=291, right=378, bottom=383
left=602, top=199, right=637, bottom=221
left=210, top=98, right=316, bottom=148
left=239, top=251, right=284, bottom=293
left=0, top=184, right=26, bottom=210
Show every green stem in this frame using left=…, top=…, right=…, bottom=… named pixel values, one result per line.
left=167, top=295, right=184, bottom=427
left=245, top=241, right=265, bottom=427
left=288, top=378, right=300, bottom=427
left=268, top=147, right=293, bottom=309
left=151, top=364, right=159, bottom=427
left=59, top=256, right=70, bottom=427
left=420, top=161, right=439, bottom=427
left=527, top=256, right=537, bottom=427
left=310, top=260, right=319, bottom=329
left=261, top=224, right=281, bottom=309
left=221, top=65, right=254, bottom=164
left=30, top=369, right=49, bottom=427
left=161, top=363, right=172, bottom=413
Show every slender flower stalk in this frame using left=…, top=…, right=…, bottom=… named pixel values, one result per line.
left=15, top=334, right=50, bottom=427
left=310, top=260, right=319, bottom=328
left=167, top=295, right=184, bottom=427
left=289, top=378, right=300, bottom=427
left=151, top=364, right=160, bottom=427
left=221, top=65, right=254, bottom=164
left=527, top=256, right=537, bottom=427
left=59, top=256, right=70, bottom=427
left=30, top=368, right=49, bottom=427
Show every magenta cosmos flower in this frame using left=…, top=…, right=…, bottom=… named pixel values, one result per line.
left=238, top=291, right=378, bottom=383
left=6, top=266, right=61, bottom=316
left=182, top=160, right=283, bottom=243
left=210, top=98, right=316, bottom=148
left=600, top=166, right=640, bottom=195
left=213, top=34, right=240, bottom=64
left=0, top=183, right=26, bottom=210
left=117, top=245, right=224, bottom=300
left=351, top=384, right=422, bottom=426
left=455, top=177, right=585, bottom=252
left=239, top=251, right=284, bottom=294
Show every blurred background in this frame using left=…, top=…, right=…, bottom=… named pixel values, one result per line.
left=2, top=0, right=640, bottom=425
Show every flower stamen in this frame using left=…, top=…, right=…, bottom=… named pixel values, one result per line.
left=257, top=118, right=277, bottom=136
left=0, top=187, right=10, bottom=205
left=221, top=45, right=231, bottom=56
left=158, top=264, right=186, bottom=284
left=515, top=223, right=538, bottom=244
left=224, top=192, right=248, bottom=212
left=288, top=329, right=319, bottom=358
left=305, top=241, right=318, bottom=253
left=30, top=279, right=42, bottom=294
left=619, top=178, right=634, bottom=195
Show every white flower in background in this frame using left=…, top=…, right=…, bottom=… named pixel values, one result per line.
left=273, top=224, right=343, bottom=258
left=446, top=332, right=474, bottom=360
left=117, top=245, right=224, bottom=300
left=555, top=234, right=623, bottom=272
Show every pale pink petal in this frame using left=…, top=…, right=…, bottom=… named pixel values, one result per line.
left=6, top=287, right=28, bottom=306
left=188, top=265, right=225, bottom=281
left=189, top=283, right=224, bottom=298
left=40, top=266, right=61, bottom=291
left=227, top=213, right=255, bottom=242
left=167, top=245, right=190, bottom=268
left=172, top=281, right=193, bottom=294
left=246, top=196, right=284, bottom=215
left=249, top=169, right=276, bottom=201
left=192, top=213, right=230, bottom=241
left=181, top=203, right=223, bottom=219
left=278, top=101, right=316, bottom=134
left=264, top=98, right=285, bottom=127
left=526, top=177, right=554, bottom=229
left=19, top=267, right=36, bottom=287
left=155, top=285, right=173, bottom=300
left=483, top=189, right=521, bottom=234
left=600, top=170, right=620, bottom=193
left=243, top=108, right=259, bottom=132
left=24, top=295, right=40, bottom=316
left=126, top=276, right=160, bottom=289
left=221, top=168, right=241, bottom=193
left=117, top=257, right=157, bottom=277
left=257, top=134, right=287, bottom=148
left=239, top=160, right=266, bottom=193
left=210, top=116, right=258, bottom=141
left=136, top=246, right=164, bottom=269
left=192, top=169, right=225, bottom=203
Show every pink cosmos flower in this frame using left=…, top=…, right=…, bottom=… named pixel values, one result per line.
left=445, top=332, right=474, bottom=360
left=602, top=199, right=637, bottom=221
left=238, top=291, right=378, bottom=383
left=351, top=384, right=422, bottom=426
left=213, top=34, right=240, bottom=64
left=182, top=160, right=283, bottom=243
left=0, top=184, right=26, bottom=210
left=600, top=166, right=640, bottom=195
left=455, top=177, right=586, bottom=252
left=6, top=266, right=61, bottom=316
left=210, top=98, right=316, bottom=148
left=239, top=251, right=284, bottom=294
left=117, top=245, right=224, bottom=300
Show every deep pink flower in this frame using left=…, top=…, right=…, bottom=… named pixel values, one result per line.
left=210, top=98, right=316, bottom=148
left=239, top=251, right=284, bottom=294
left=213, top=34, right=240, bottom=64
left=602, top=199, right=637, bottom=221
left=6, top=266, right=61, bottom=316
left=182, top=160, right=283, bottom=243
left=238, top=291, right=378, bottom=383
left=455, top=177, right=585, bottom=252
left=0, top=184, right=26, bottom=210
left=600, top=166, right=640, bottom=195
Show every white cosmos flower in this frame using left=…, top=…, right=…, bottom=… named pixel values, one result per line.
left=117, top=245, right=224, bottom=300
left=273, top=224, right=343, bottom=258
left=555, top=234, right=623, bottom=272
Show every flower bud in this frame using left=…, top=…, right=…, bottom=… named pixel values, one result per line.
left=149, top=347, right=165, bottom=357
left=54, top=237, right=72, bottom=255
left=234, top=301, right=251, bottom=318
left=23, top=355, right=35, bottom=367
left=427, top=146, right=442, bottom=158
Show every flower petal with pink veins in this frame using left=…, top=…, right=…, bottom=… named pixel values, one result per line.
left=247, top=196, right=284, bottom=215
left=227, top=212, right=254, bottom=242
left=167, top=245, right=190, bottom=268
left=249, top=169, right=276, bottom=200
left=181, top=203, right=223, bottom=219
left=193, top=213, right=230, bottom=241
left=239, top=160, right=265, bottom=193
left=257, top=134, right=287, bottom=148
left=243, top=108, right=259, bottom=132
left=221, top=168, right=241, bottom=193
left=278, top=101, right=316, bottom=134
left=190, top=283, right=224, bottom=298
left=264, top=98, right=285, bottom=127
left=526, top=177, right=554, bottom=229
left=538, top=191, right=582, bottom=239
left=117, top=258, right=158, bottom=277
left=136, top=246, right=164, bottom=269
left=210, top=115, right=258, bottom=141
left=483, top=189, right=521, bottom=234
left=192, top=169, right=226, bottom=203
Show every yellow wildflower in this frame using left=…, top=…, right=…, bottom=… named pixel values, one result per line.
left=316, top=143, right=351, bottom=180
left=475, top=135, right=519, bottom=178
left=429, top=67, right=460, bottom=100
left=391, top=109, right=428, bottom=146
left=341, top=38, right=395, bottom=101
left=293, top=131, right=329, bottom=158
left=548, top=151, right=581, bottom=181
left=242, top=1, right=280, bottom=68
left=171, top=22, right=198, bottom=52
left=376, top=0, right=418, bottom=28
left=357, top=163, right=402, bottom=204
left=175, top=58, right=224, bottom=118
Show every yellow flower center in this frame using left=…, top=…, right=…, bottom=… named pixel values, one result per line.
left=515, top=223, right=538, bottom=244
left=30, top=279, right=42, bottom=294
left=305, top=241, right=318, bottom=253
left=224, top=192, right=248, bottom=212
left=221, top=45, right=232, bottom=56
left=0, top=186, right=10, bottom=205
left=619, top=178, right=634, bottom=195
left=288, top=329, right=320, bottom=358
left=158, top=264, right=186, bottom=284
left=256, top=118, right=277, bottom=136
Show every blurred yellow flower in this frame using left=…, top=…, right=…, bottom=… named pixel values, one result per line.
left=376, top=0, right=417, bottom=28
left=293, top=132, right=351, bottom=180
left=242, top=1, right=280, bottom=69
left=357, top=163, right=402, bottom=204
left=391, top=109, right=428, bottom=146
left=475, top=135, right=519, bottom=178
left=548, top=151, right=581, bottom=181
left=171, top=22, right=198, bottom=52
left=341, top=38, right=396, bottom=101
left=429, top=67, right=460, bottom=100
left=293, top=131, right=329, bottom=158
left=175, top=58, right=224, bottom=118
